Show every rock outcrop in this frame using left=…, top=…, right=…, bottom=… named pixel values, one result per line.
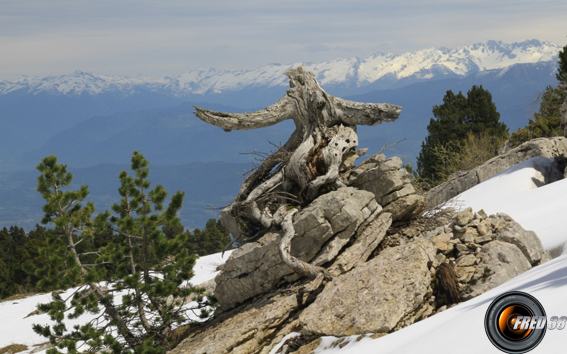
left=421, top=208, right=550, bottom=301
left=171, top=205, right=550, bottom=354
left=426, top=137, right=567, bottom=206
left=343, top=154, right=424, bottom=221
left=169, top=67, right=558, bottom=354
left=170, top=143, right=554, bottom=354
left=214, top=187, right=388, bottom=310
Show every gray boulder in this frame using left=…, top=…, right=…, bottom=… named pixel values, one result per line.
left=299, top=238, right=436, bottom=336
left=497, top=219, right=548, bottom=265
left=446, top=211, right=551, bottom=300
left=466, top=241, right=532, bottom=298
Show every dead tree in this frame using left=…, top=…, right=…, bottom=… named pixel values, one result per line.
left=194, top=66, right=401, bottom=281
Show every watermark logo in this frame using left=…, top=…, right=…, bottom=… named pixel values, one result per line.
left=485, top=291, right=566, bottom=353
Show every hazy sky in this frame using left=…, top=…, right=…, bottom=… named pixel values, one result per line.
left=1, top=0, right=566, bottom=80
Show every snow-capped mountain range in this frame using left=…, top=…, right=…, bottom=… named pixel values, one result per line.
left=0, top=40, right=560, bottom=96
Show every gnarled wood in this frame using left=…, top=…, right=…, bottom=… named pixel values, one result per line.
left=194, top=95, right=295, bottom=132
left=279, top=209, right=331, bottom=282
left=194, top=66, right=401, bottom=280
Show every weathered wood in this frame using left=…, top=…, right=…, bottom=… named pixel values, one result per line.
left=194, top=66, right=401, bottom=279
left=279, top=209, right=331, bottom=281
left=194, top=95, right=295, bottom=132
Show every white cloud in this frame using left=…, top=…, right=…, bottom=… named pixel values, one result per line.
left=0, top=0, right=566, bottom=79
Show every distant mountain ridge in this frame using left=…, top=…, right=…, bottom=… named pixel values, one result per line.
left=0, top=40, right=560, bottom=97
left=0, top=39, right=562, bottom=230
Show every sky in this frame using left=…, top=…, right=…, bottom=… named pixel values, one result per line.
left=1, top=0, right=566, bottom=80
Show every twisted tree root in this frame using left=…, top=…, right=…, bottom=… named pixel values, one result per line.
left=279, top=210, right=332, bottom=292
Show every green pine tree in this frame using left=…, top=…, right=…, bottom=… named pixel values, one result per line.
left=509, top=40, right=567, bottom=146
left=557, top=41, right=567, bottom=85
left=417, top=85, right=508, bottom=185
left=185, top=219, right=232, bottom=256
left=0, top=225, right=49, bottom=299
left=32, top=152, right=209, bottom=354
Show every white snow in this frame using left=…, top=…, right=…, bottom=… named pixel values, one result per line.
left=0, top=250, right=233, bottom=353
left=0, top=40, right=560, bottom=96
left=190, top=250, right=234, bottom=285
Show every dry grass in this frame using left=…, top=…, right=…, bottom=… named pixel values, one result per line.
left=431, top=131, right=507, bottom=184
left=165, top=324, right=195, bottom=350
left=0, top=344, right=28, bottom=354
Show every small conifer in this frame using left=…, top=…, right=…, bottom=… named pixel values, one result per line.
left=32, top=152, right=211, bottom=354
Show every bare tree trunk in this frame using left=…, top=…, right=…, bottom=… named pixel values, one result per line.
left=194, top=66, right=401, bottom=280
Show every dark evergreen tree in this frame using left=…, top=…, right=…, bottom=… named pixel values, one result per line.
left=32, top=152, right=209, bottom=354
left=186, top=219, right=232, bottom=256
left=0, top=225, right=48, bottom=298
left=557, top=41, right=567, bottom=85
left=0, top=258, right=12, bottom=299
left=509, top=40, right=567, bottom=146
left=417, top=85, right=508, bottom=184
left=509, top=86, right=566, bottom=145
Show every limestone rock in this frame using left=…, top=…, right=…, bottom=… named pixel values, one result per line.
left=455, top=243, right=468, bottom=253
left=214, top=232, right=294, bottom=311
left=426, top=137, right=567, bottom=206
left=169, top=289, right=302, bottom=354
left=381, top=184, right=415, bottom=205
left=299, top=239, right=436, bottom=336
left=329, top=212, right=392, bottom=276
left=477, top=219, right=489, bottom=236
left=497, top=219, right=547, bottom=265
left=466, top=241, right=532, bottom=298
left=344, top=154, right=424, bottom=221
left=462, top=228, right=478, bottom=243
left=172, top=205, right=552, bottom=354
left=346, top=155, right=405, bottom=199
left=449, top=211, right=551, bottom=298
left=455, top=207, right=474, bottom=226
left=383, top=194, right=425, bottom=221
left=456, top=254, right=477, bottom=267
left=214, top=187, right=378, bottom=310
left=294, top=187, right=379, bottom=265
left=431, top=232, right=452, bottom=253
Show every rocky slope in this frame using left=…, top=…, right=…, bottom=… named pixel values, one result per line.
left=169, top=140, right=559, bottom=354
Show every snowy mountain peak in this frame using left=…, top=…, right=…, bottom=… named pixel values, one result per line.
left=0, top=39, right=561, bottom=96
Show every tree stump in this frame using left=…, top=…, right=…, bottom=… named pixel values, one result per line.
left=194, top=66, right=401, bottom=281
